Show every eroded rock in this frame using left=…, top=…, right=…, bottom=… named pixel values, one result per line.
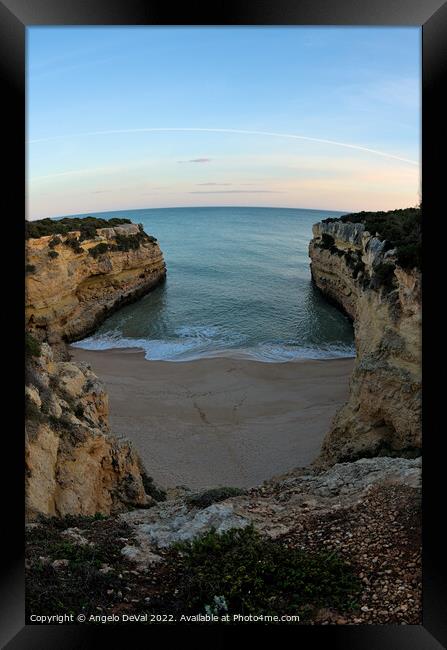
left=121, top=502, right=250, bottom=549
left=118, top=457, right=421, bottom=565
left=25, top=224, right=166, bottom=343
left=309, top=220, right=421, bottom=465
left=25, top=340, right=152, bottom=520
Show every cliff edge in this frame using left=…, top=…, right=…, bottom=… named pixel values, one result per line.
left=309, top=208, right=421, bottom=466
left=25, top=217, right=166, bottom=519
left=25, top=219, right=166, bottom=344
left=25, top=341, right=154, bottom=519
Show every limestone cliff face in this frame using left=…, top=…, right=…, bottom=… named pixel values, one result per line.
left=24, top=220, right=166, bottom=519
left=25, top=343, right=152, bottom=520
left=25, top=223, right=166, bottom=344
left=309, top=220, right=421, bottom=465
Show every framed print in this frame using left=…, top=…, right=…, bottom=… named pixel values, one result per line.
left=1, top=0, right=446, bottom=647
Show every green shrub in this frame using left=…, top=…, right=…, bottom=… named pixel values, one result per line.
left=48, top=236, right=61, bottom=249
left=320, top=233, right=335, bottom=250
left=47, top=540, right=103, bottom=569
left=48, top=250, right=59, bottom=259
left=111, top=232, right=148, bottom=252
left=115, top=234, right=141, bottom=251
left=371, top=263, right=396, bottom=291
left=88, top=242, right=110, bottom=258
left=78, top=223, right=98, bottom=241
left=396, top=242, right=421, bottom=270
left=172, top=526, right=360, bottom=617
left=326, top=206, right=421, bottom=270
left=25, top=333, right=41, bottom=357
left=25, top=216, right=132, bottom=239
left=64, top=237, right=84, bottom=254
left=141, top=473, right=167, bottom=502
left=186, top=487, right=246, bottom=510
left=108, top=218, right=133, bottom=227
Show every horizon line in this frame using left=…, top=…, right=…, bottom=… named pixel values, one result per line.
left=28, top=202, right=417, bottom=222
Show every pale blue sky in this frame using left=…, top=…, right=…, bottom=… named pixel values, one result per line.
left=27, top=27, right=421, bottom=219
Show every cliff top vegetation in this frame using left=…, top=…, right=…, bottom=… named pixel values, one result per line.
left=25, top=216, right=132, bottom=240
left=26, top=518, right=360, bottom=620
left=322, top=206, right=421, bottom=270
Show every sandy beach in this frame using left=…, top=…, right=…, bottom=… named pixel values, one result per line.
left=71, top=347, right=354, bottom=490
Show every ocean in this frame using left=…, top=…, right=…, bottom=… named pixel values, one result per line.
left=71, top=206, right=355, bottom=362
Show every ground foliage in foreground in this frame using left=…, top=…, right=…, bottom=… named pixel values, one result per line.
left=171, top=525, right=360, bottom=617
left=26, top=518, right=360, bottom=622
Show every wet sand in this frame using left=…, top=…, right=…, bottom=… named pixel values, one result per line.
left=70, top=347, right=354, bottom=490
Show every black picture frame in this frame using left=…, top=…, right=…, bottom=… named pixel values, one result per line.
left=2, top=0, right=446, bottom=647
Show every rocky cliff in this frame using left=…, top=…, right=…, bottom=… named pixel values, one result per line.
left=25, top=222, right=166, bottom=344
left=25, top=219, right=166, bottom=519
left=309, top=215, right=421, bottom=465
left=25, top=342, right=154, bottom=519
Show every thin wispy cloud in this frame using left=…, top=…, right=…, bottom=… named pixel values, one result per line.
left=178, top=158, right=212, bottom=164
left=189, top=190, right=284, bottom=194
left=197, top=182, right=232, bottom=186
left=29, top=127, right=418, bottom=166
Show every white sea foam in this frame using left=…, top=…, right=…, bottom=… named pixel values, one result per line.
left=71, top=330, right=355, bottom=363
left=71, top=334, right=199, bottom=360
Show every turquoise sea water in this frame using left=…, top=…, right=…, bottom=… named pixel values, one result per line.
left=71, top=206, right=355, bottom=362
